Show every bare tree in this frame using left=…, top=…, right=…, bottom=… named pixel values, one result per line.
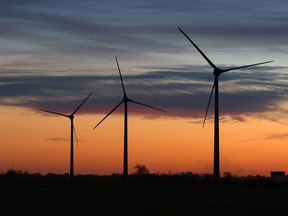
left=134, top=164, right=150, bottom=175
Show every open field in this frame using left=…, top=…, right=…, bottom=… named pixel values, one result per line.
left=0, top=182, right=287, bottom=216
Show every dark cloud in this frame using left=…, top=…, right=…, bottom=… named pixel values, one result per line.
left=0, top=6, right=181, bottom=60
left=266, top=133, right=288, bottom=140
left=0, top=0, right=287, bottom=62
left=238, top=133, right=288, bottom=143
left=0, top=65, right=286, bottom=122
left=0, top=0, right=287, bottom=123
left=46, top=137, right=69, bottom=142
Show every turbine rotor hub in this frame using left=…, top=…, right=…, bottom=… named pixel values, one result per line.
left=213, top=68, right=222, bottom=76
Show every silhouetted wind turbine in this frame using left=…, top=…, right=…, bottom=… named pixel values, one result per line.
left=40, top=92, right=92, bottom=180
left=94, top=57, right=165, bottom=183
left=178, top=27, right=273, bottom=182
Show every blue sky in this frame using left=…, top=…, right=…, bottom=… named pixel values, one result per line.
left=0, top=0, right=287, bottom=121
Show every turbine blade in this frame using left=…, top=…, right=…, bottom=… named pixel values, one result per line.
left=202, top=79, right=215, bottom=128
left=94, top=101, right=123, bottom=129
left=221, top=61, right=273, bottom=73
left=129, top=99, right=166, bottom=113
left=178, top=27, right=217, bottom=70
left=73, top=125, right=79, bottom=150
left=39, top=109, right=68, bottom=118
left=72, top=92, right=93, bottom=115
left=115, top=57, right=127, bottom=96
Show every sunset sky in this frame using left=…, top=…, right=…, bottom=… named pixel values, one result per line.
left=0, top=0, right=288, bottom=176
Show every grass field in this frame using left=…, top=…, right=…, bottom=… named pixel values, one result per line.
left=0, top=182, right=287, bottom=215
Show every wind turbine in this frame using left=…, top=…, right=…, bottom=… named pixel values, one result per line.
left=178, top=27, right=273, bottom=182
left=94, top=57, right=165, bottom=183
left=40, top=92, right=93, bottom=180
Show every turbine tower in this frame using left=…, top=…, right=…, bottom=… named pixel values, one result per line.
left=94, top=57, right=165, bottom=183
left=178, top=27, right=273, bottom=182
left=40, top=92, right=92, bottom=180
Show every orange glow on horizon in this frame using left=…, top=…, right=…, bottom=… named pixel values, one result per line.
left=0, top=105, right=288, bottom=177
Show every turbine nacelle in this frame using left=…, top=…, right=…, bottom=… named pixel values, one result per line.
left=213, top=68, right=223, bottom=76
left=123, top=95, right=130, bottom=102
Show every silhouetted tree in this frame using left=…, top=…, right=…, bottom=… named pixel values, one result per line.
left=223, top=171, right=233, bottom=182
left=5, top=169, right=17, bottom=176
left=5, top=169, right=29, bottom=176
left=223, top=172, right=232, bottom=178
left=134, top=164, right=150, bottom=175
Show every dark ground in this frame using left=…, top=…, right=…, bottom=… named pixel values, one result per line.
left=1, top=181, right=287, bottom=216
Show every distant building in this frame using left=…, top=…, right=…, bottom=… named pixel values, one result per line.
left=270, top=171, right=285, bottom=182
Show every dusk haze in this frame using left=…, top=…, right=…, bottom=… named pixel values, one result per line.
left=1, top=0, right=288, bottom=178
